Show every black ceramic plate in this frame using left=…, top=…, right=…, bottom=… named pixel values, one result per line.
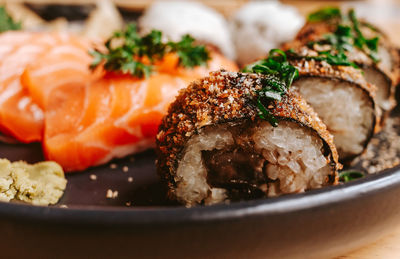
left=1, top=3, right=400, bottom=259
left=2, top=127, right=400, bottom=259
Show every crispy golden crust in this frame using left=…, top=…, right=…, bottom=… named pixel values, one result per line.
left=156, top=70, right=341, bottom=198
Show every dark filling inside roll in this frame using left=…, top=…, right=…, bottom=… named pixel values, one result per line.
left=175, top=120, right=333, bottom=205
left=202, top=147, right=267, bottom=200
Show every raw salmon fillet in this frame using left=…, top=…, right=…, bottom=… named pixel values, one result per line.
left=22, top=39, right=237, bottom=171
left=0, top=31, right=92, bottom=143
left=21, top=35, right=94, bottom=109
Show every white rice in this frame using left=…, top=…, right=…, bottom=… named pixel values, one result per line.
left=138, top=1, right=235, bottom=60
left=175, top=126, right=233, bottom=206
left=230, top=1, right=304, bottom=66
left=293, top=77, right=375, bottom=158
left=254, top=121, right=331, bottom=195
left=175, top=121, right=332, bottom=207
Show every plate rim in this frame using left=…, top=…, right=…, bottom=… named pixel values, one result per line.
left=1, top=163, right=399, bottom=226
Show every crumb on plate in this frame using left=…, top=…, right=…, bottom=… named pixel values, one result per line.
left=106, top=189, right=118, bottom=199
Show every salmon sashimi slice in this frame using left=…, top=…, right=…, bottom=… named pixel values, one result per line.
left=21, top=37, right=94, bottom=109
left=24, top=44, right=237, bottom=171
left=0, top=31, right=89, bottom=142
left=0, top=32, right=60, bottom=142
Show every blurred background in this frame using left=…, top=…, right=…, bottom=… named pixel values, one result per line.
left=1, top=0, right=399, bottom=66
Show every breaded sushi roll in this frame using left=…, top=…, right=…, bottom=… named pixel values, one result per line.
left=282, top=46, right=378, bottom=160
left=156, top=70, right=341, bottom=207
left=295, top=7, right=399, bottom=112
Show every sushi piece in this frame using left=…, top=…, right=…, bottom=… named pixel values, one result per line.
left=281, top=45, right=378, bottom=160
left=295, top=8, right=399, bottom=113
left=138, top=1, right=235, bottom=60
left=230, top=1, right=304, bottom=66
left=156, top=70, right=341, bottom=207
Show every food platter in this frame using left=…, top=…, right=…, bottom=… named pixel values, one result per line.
left=1, top=2, right=400, bottom=258
left=1, top=111, right=400, bottom=258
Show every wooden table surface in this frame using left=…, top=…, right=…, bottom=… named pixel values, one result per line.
left=335, top=225, right=400, bottom=258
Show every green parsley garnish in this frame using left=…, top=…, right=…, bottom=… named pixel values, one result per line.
left=339, top=170, right=365, bottom=182
left=306, top=7, right=380, bottom=64
left=304, top=51, right=358, bottom=68
left=301, top=24, right=360, bottom=67
left=90, top=24, right=210, bottom=78
left=243, top=49, right=299, bottom=127
left=167, top=35, right=210, bottom=68
left=0, top=6, right=21, bottom=33
left=307, top=7, right=342, bottom=22
left=348, top=9, right=380, bottom=62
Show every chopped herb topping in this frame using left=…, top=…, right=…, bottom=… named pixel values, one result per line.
left=90, top=24, right=210, bottom=78
left=306, top=7, right=380, bottom=64
left=339, top=170, right=365, bottom=182
left=306, top=51, right=358, bottom=68
left=287, top=46, right=359, bottom=68
left=168, top=35, right=210, bottom=68
left=307, top=7, right=342, bottom=22
left=348, top=9, right=380, bottom=62
left=0, top=6, right=21, bottom=33
left=243, top=49, right=299, bottom=127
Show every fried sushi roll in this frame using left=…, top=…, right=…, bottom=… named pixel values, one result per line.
left=283, top=46, right=378, bottom=160
left=156, top=70, right=341, bottom=207
left=295, top=8, right=399, bottom=112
